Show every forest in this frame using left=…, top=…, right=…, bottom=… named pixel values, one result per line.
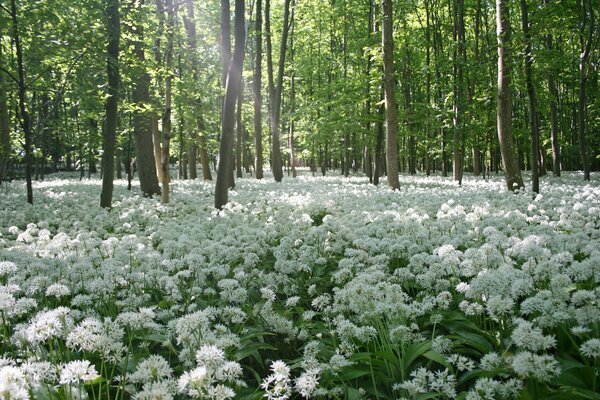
left=0, top=0, right=598, bottom=204
left=0, top=0, right=599, bottom=399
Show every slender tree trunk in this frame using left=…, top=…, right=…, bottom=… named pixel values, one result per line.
left=452, top=0, right=465, bottom=184
left=253, top=0, right=264, bottom=179
left=160, top=0, right=174, bottom=204
left=424, top=0, right=432, bottom=177
left=496, top=0, right=524, bottom=191
left=578, top=0, right=594, bottom=181
left=11, top=0, right=33, bottom=204
left=0, top=43, right=10, bottom=185
left=236, top=82, right=243, bottom=178
left=152, top=0, right=165, bottom=183
left=215, top=0, right=245, bottom=209
left=520, top=0, right=539, bottom=193
left=100, top=0, right=120, bottom=208
left=289, top=10, right=297, bottom=179
left=545, top=28, right=561, bottom=177
left=266, top=0, right=292, bottom=183
left=381, top=0, right=400, bottom=190
left=183, top=0, right=211, bottom=181
left=132, top=0, right=161, bottom=197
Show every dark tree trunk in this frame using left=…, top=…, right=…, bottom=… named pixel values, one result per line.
left=161, top=0, right=174, bottom=204
left=496, top=0, right=524, bottom=190
left=265, top=0, right=291, bottom=183
left=100, top=0, right=120, bottom=208
left=215, top=0, right=245, bottom=209
left=152, top=0, right=165, bottom=184
left=236, top=82, right=243, bottom=179
left=132, top=0, right=161, bottom=197
left=0, top=43, right=10, bottom=185
left=11, top=0, right=33, bottom=204
left=381, top=0, right=399, bottom=190
left=545, top=28, right=561, bottom=177
left=452, top=0, right=465, bottom=184
left=520, top=0, right=539, bottom=193
left=253, top=0, right=264, bottom=179
left=578, top=0, right=594, bottom=181
left=183, top=0, right=212, bottom=181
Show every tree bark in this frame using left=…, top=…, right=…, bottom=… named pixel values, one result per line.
left=496, top=0, right=524, bottom=191
left=0, top=42, right=10, bottom=185
left=161, top=0, right=174, bottom=204
left=452, top=0, right=465, bottom=184
left=11, top=0, right=33, bottom=204
left=265, top=0, right=292, bottom=183
left=132, top=0, right=161, bottom=197
left=215, top=0, right=245, bottom=209
left=253, top=0, right=264, bottom=179
left=100, top=0, right=120, bottom=208
left=520, top=0, right=539, bottom=193
left=152, top=0, right=165, bottom=183
left=578, top=0, right=594, bottom=181
left=236, top=82, right=243, bottom=178
left=544, top=30, right=561, bottom=176
left=381, top=0, right=400, bottom=190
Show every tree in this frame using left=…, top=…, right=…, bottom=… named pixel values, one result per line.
left=215, top=0, right=245, bottom=209
left=520, top=0, right=539, bottom=193
left=183, top=0, right=212, bottom=181
left=160, top=0, right=175, bottom=204
left=578, top=0, right=594, bottom=181
left=100, top=0, right=120, bottom=208
left=10, top=0, right=34, bottom=204
left=0, top=40, right=10, bottom=185
left=253, top=0, right=264, bottom=179
left=265, top=0, right=292, bottom=183
left=381, top=0, right=399, bottom=190
left=496, top=0, right=523, bottom=191
left=131, top=0, right=161, bottom=197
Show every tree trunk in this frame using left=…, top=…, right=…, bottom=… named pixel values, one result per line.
left=546, top=29, right=561, bottom=177
left=496, top=0, right=524, bottom=191
left=0, top=43, right=10, bottom=185
left=381, top=0, right=400, bottom=190
left=452, top=0, right=465, bottom=184
left=253, top=0, right=264, bottom=179
left=160, top=0, right=174, bottom=204
left=215, top=0, right=245, bottom=209
left=236, top=83, right=243, bottom=178
left=152, top=0, right=165, bottom=183
left=265, top=0, right=292, bottom=183
left=100, top=0, right=120, bottom=208
left=132, top=0, right=161, bottom=197
left=578, top=0, right=594, bottom=181
left=184, top=0, right=212, bottom=181
left=520, top=0, right=539, bottom=193
left=11, top=0, right=33, bottom=204
left=188, top=142, right=197, bottom=179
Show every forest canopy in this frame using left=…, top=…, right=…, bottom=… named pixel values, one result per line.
left=0, top=0, right=598, bottom=204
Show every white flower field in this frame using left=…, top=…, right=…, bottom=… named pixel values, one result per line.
left=0, top=172, right=599, bottom=399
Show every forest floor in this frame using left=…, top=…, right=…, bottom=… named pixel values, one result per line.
left=0, top=171, right=599, bottom=399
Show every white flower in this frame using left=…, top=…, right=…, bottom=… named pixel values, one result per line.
left=196, top=345, right=225, bottom=367
left=262, top=361, right=292, bottom=400
left=580, top=338, right=600, bottom=358
left=45, top=283, right=71, bottom=297
left=511, top=352, right=561, bottom=383
left=0, top=261, right=17, bottom=276
left=0, top=365, right=30, bottom=400
left=130, top=355, right=173, bottom=384
left=178, top=365, right=209, bottom=396
left=295, top=368, right=319, bottom=398
left=59, top=360, right=100, bottom=385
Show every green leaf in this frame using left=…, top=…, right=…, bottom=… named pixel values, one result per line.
left=403, top=341, right=432, bottom=371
